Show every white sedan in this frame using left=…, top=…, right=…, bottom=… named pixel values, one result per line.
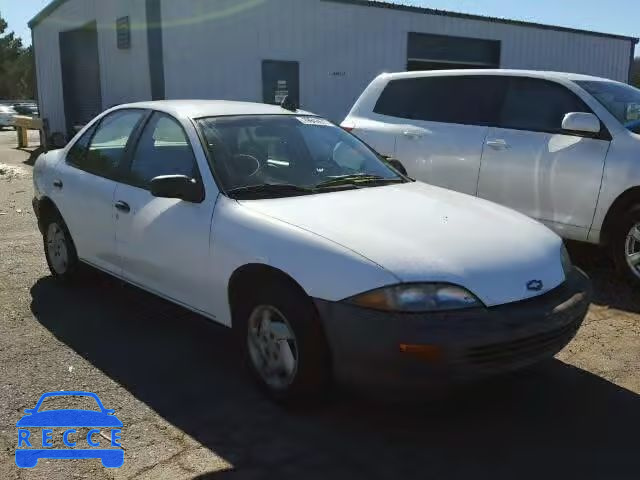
left=32, top=100, right=591, bottom=401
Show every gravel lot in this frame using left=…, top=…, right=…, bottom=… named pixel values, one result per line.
left=0, top=129, right=638, bottom=479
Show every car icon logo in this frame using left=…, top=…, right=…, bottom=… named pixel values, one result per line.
left=15, top=391, right=124, bottom=469
left=527, top=280, right=544, bottom=292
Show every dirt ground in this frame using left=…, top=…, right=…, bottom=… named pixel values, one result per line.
left=0, top=129, right=638, bottom=479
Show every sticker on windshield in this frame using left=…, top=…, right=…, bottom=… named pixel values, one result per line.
left=296, top=116, right=334, bottom=127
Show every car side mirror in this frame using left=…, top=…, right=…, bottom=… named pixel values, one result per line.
left=562, top=112, right=601, bottom=134
left=104, top=409, right=115, bottom=415
left=150, top=175, right=204, bottom=203
left=24, top=409, right=35, bottom=414
left=386, top=158, right=408, bottom=176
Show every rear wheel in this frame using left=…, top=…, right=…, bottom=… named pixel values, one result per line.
left=43, top=213, right=80, bottom=281
left=235, top=279, right=331, bottom=403
left=611, top=205, right=640, bottom=284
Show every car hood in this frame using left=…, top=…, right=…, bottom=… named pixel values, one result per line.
left=240, top=182, right=565, bottom=307
left=16, top=410, right=123, bottom=428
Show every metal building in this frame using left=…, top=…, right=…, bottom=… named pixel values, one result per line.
left=30, top=0, right=638, bottom=137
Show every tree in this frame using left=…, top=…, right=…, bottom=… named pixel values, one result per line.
left=0, top=11, right=35, bottom=100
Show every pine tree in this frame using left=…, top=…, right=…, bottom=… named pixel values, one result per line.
left=0, top=12, right=35, bottom=100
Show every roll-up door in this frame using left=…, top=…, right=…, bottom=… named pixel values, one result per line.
left=60, top=22, right=102, bottom=137
left=407, top=32, right=501, bottom=71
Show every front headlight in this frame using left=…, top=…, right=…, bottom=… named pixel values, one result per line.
left=561, top=244, right=573, bottom=277
left=347, top=283, right=483, bottom=312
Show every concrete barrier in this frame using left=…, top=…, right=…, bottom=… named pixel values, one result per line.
left=12, top=115, right=45, bottom=149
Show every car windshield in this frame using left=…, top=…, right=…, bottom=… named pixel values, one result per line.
left=196, top=115, right=405, bottom=198
left=576, top=80, right=640, bottom=133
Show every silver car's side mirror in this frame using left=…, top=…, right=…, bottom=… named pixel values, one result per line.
left=562, top=112, right=601, bottom=134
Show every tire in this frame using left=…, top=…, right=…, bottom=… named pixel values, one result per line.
left=610, top=204, right=640, bottom=284
left=234, top=278, right=331, bottom=404
left=43, top=212, right=80, bottom=281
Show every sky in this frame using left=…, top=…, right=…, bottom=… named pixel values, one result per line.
left=0, top=0, right=638, bottom=54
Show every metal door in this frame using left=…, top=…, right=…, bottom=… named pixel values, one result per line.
left=262, top=60, right=300, bottom=106
left=60, top=22, right=102, bottom=138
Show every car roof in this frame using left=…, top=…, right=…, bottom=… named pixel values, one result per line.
left=111, top=100, right=315, bottom=119
left=377, top=69, right=619, bottom=84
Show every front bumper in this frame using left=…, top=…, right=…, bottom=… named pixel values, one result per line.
left=314, top=268, right=591, bottom=390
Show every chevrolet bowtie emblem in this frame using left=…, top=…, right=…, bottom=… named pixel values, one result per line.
left=527, top=280, right=544, bottom=292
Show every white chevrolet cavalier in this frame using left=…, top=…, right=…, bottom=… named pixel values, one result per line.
left=33, top=101, right=591, bottom=401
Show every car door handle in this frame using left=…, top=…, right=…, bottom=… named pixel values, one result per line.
left=53, top=179, right=63, bottom=189
left=403, top=131, right=423, bottom=139
left=114, top=201, right=130, bottom=213
left=486, top=139, right=509, bottom=150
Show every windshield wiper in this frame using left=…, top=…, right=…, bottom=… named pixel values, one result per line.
left=227, top=184, right=314, bottom=199
left=315, top=174, right=405, bottom=189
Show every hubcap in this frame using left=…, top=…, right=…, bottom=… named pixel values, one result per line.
left=625, top=222, right=640, bottom=279
left=247, top=305, right=298, bottom=390
left=46, top=223, right=69, bottom=274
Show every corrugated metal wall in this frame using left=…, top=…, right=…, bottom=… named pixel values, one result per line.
left=33, top=0, right=152, bottom=134
left=161, top=0, right=633, bottom=122
left=34, top=0, right=634, bottom=129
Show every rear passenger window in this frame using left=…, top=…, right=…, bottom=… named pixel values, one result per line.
left=499, top=78, right=591, bottom=132
left=128, top=113, right=199, bottom=188
left=373, top=76, right=505, bottom=127
left=67, top=124, right=97, bottom=166
left=72, top=110, right=145, bottom=178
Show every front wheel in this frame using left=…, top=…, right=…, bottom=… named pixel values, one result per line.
left=235, top=280, right=331, bottom=404
left=611, top=206, right=640, bottom=285
left=43, top=213, right=80, bottom=281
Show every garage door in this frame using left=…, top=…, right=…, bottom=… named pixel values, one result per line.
left=407, top=32, right=501, bottom=71
left=60, top=22, right=102, bottom=137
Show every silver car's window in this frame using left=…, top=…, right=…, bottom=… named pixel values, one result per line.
left=374, top=75, right=505, bottom=127
left=499, top=77, right=591, bottom=133
left=576, top=80, right=640, bottom=131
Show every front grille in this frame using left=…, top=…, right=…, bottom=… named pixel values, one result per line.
left=465, top=319, right=581, bottom=368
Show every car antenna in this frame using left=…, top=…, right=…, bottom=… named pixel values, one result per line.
left=280, top=95, right=298, bottom=112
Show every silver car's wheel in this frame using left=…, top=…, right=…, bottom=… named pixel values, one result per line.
left=247, top=305, right=299, bottom=391
left=46, top=222, right=69, bottom=275
left=624, top=222, right=640, bottom=279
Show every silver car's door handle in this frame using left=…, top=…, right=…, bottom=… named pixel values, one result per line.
left=403, top=130, right=423, bottom=139
left=486, top=139, right=509, bottom=150
left=114, top=201, right=131, bottom=214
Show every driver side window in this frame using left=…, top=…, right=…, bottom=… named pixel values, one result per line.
left=128, top=112, right=200, bottom=189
